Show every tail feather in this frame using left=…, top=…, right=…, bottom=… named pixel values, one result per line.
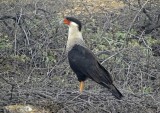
left=110, top=84, right=123, bottom=99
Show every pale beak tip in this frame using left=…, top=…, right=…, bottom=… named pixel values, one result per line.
left=59, top=19, right=63, bottom=25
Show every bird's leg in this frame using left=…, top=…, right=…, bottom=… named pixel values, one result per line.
left=80, top=81, right=84, bottom=93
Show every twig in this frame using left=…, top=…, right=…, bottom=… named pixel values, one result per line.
left=101, top=48, right=128, bottom=64
left=139, top=30, right=152, bottom=50
left=138, top=0, right=152, bottom=21
left=37, top=8, right=53, bottom=29
left=96, top=50, right=112, bottom=56
left=17, top=8, right=23, bottom=25
left=126, top=0, right=150, bottom=45
left=0, top=75, right=14, bottom=86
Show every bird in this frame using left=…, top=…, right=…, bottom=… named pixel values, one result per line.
left=63, top=17, right=123, bottom=99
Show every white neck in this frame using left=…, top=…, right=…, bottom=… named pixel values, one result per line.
left=66, top=22, right=85, bottom=51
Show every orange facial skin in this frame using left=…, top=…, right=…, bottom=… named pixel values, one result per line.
left=64, top=18, right=70, bottom=25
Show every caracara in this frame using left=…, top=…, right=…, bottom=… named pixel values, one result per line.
left=64, top=17, right=123, bottom=99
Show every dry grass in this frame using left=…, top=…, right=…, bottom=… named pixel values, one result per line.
left=63, top=0, right=125, bottom=15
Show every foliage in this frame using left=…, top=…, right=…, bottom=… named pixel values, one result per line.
left=0, top=35, right=12, bottom=49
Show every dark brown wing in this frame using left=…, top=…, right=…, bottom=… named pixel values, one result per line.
left=68, top=44, right=123, bottom=99
left=68, top=44, right=113, bottom=84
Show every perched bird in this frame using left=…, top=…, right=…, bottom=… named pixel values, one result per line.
left=64, top=17, right=123, bottom=99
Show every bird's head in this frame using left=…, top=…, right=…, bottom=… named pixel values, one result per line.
left=63, top=17, right=82, bottom=31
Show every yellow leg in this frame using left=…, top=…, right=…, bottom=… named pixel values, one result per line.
left=79, top=81, right=84, bottom=93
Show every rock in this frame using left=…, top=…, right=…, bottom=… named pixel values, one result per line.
left=4, top=104, right=50, bottom=113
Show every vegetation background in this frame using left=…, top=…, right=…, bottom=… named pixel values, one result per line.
left=0, top=0, right=160, bottom=113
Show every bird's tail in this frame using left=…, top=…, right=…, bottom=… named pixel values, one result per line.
left=109, top=84, right=123, bottom=100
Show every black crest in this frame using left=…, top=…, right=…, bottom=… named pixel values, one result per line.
left=66, top=17, right=82, bottom=31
